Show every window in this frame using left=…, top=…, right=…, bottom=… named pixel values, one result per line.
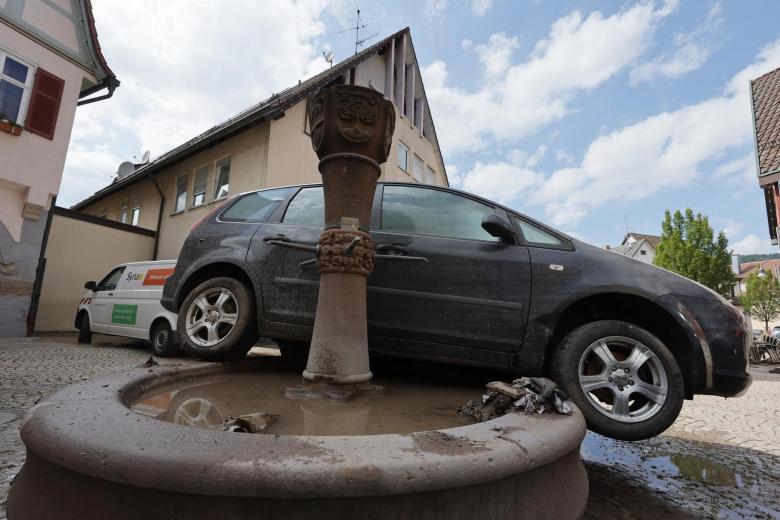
left=174, top=175, right=188, bottom=212
left=96, top=267, right=125, bottom=292
left=425, top=166, right=436, bottom=184
left=220, top=188, right=292, bottom=222
left=412, top=155, right=423, bottom=182
left=0, top=52, right=33, bottom=124
left=119, top=199, right=128, bottom=224
left=214, top=159, right=230, bottom=199
left=192, top=166, right=208, bottom=206
left=398, top=142, right=409, bottom=172
left=640, top=250, right=647, bottom=255
left=381, top=185, right=498, bottom=242
left=510, top=216, right=564, bottom=246
left=282, top=187, right=325, bottom=227
left=131, top=195, right=141, bottom=226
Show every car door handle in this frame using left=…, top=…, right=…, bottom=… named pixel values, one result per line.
left=376, top=243, right=411, bottom=255
left=263, top=234, right=290, bottom=242
left=107, top=293, right=114, bottom=296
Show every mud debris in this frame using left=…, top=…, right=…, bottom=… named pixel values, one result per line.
left=460, top=377, right=574, bottom=421
left=219, top=413, right=279, bottom=434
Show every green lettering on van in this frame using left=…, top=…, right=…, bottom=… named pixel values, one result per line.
left=111, top=304, right=138, bottom=325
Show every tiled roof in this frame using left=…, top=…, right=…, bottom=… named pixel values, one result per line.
left=739, top=259, right=780, bottom=277
left=751, top=66, right=780, bottom=176
left=72, top=27, right=427, bottom=210
left=622, top=232, right=661, bottom=249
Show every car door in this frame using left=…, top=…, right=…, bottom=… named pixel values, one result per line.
left=247, top=186, right=325, bottom=326
left=90, top=266, right=125, bottom=333
left=368, top=184, right=532, bottom=353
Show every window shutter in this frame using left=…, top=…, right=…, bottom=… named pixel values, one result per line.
left=24, top=68, right=65, bottom=140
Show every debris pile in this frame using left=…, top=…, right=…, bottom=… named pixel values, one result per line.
left=218, top=412, right=279, bottom=433
left=460, top=377, right=574, bottom=422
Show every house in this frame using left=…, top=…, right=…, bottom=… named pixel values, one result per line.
left=751, top=66, right=780, bottom=247
left=733, top=258, right=780, bottom=296
left=34, top=27, right=449, bottom=331
left=0, top=0, right=118, bottom=336
left=606, top=232, right=661, bottom=264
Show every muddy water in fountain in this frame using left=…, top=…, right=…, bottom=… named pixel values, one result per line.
left=131, top=363, right=479, bottom=435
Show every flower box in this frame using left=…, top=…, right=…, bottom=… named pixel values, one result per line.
left=0, top=119, right=23, bottom=136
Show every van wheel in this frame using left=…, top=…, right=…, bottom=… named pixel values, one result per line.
left=178, top=277, right=257, bottom=361
left=550, top=320, right=684, bottom=441
left=151, top=320, right=179, bottom=357
left=78, top=313, right=92, bottom=344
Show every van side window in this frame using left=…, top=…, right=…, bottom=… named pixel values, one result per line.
left=96, top=267, right=125, bottom=292
left=282, top=187, right=325, bottom=227
left=220, top=188, right=292, bottom=222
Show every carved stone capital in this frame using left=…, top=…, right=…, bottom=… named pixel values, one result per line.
left=316, top=229, right=375, bottom=276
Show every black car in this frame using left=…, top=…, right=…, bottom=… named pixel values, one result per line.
left=162, top=182, right=751, bottom=440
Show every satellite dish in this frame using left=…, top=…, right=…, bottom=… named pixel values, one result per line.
left=323, top=50, right=334, bottom=67
left=116, top=161, right=136, bottom=178
left=141, top=150, right=150, bottom=164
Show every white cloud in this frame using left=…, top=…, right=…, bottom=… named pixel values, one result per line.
left=469, top=0, right=493, bottom=17
left=475, top=32, right=519, bottom=77
left=721, top=220, right=745, bottom=240
left=61, top=0, right=331, bottom=206
left=555, top=148, right=575, bottom=164
left=731, top=234, right=777, bottom=255
left=425, top=0, right=448, bottom=17
left=630, top=2, right=723, bottom=84
left=458, top=39, right=780, bottom=227
left=461, top=161, right=540, bottom=205
left=422, top=2, right=676, bottom=155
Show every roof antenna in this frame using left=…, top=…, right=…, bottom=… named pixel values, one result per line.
left=338, top=8, right=378, bottom=54
left=323, top=49, right=335, bottom=67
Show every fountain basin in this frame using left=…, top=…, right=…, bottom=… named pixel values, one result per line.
left=8, top=358, right=588, bottom=519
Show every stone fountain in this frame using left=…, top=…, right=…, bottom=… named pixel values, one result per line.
left=8, top=85, right=589, bottom=519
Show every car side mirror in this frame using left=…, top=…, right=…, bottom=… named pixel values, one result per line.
left=84, top=281, right=97, bottom=291
left=481, top=213, right=516, bottom=244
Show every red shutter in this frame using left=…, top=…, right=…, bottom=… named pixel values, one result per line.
left=24, top=68, right=65, bottom=140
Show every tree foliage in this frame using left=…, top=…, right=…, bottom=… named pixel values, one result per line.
left=741, top=270, right=780, bottom=332
left=653, top=209, right=735, bottom=294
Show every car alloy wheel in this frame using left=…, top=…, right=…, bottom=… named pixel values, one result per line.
left=577, top=335, right=668, bottom=423
left=185, top=287, right=239, bottom=348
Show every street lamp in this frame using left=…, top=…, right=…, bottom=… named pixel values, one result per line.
left=757, top=261, right=768, bottom=279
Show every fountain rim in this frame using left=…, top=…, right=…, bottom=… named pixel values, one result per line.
left=19, top=358, right=586, bottom=499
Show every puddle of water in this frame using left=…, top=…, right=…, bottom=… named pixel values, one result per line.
left=651, top=453, right=741, bottom=488
left=131, top=368, right=479, bottom=435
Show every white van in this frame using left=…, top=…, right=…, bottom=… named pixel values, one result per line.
left=75, top=260, right=180, bottom=356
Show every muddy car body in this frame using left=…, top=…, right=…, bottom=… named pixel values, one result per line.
left=162, top=182, right=751, bottom=440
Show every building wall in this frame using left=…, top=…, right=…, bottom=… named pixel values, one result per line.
left=0, top=14, right=98, bottom=335
left=35, top=211, right=155, bottom=331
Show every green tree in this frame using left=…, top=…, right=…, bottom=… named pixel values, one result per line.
left=741, top=271, right=780, bottom=333
left=653, top=209, right=735, bottom=294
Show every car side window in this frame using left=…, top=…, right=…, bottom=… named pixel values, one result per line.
left=510, top=215, right=565, bottom=246
left=282, top=187, right=325, bottom=227
left=220, top=188, right=292, bottom=222
left=381, top=185, right=498, bottom=242
left=96, top=267, right=125, bottom=292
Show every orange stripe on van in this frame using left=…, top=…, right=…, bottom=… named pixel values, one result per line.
left=142, top=268, right=175, bottom=286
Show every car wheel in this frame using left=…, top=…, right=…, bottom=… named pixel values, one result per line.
left=277, top=341, right=309, bottom=368
left=178, top=277, right=257, bottom=361
left=151, top=320, right=179, bottom=357
left=78, top=313, right=92, bottom=344
left=551, top=320, right=684, bottom=441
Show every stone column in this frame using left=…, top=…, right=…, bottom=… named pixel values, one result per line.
left=303, top=84, right=395, bottom=384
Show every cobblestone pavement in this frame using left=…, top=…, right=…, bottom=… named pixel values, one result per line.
left=1, top=336, right=779, bottom=519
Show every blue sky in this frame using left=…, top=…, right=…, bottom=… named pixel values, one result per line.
left=63, top=1, right=780, bottom=254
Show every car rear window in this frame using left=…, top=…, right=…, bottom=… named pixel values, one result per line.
left=220, top=188, right=292, bottom=222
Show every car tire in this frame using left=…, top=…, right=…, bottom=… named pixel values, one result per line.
left=178, top=277, right=257, bottom=361
left=78, top=313, right=92, bottom=344
left=277, top=341, right=309, bottom=368
left=551, top=320, right=684, bottom=441
left=151, top=320, right=179, bottom=357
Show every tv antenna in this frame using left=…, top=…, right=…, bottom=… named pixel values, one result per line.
left=338, top=8, right=377, bottom=54
left=323, top=49, right=335, bottom=67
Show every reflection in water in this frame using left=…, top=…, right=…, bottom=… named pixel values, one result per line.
left=131, top=369, right=477, bottom=436
left=667, top=454, right=738, bottom=487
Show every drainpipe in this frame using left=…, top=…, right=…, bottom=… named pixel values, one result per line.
left=26, top=195, right=56, bottom=336
left=147, top=172, right=165, bottom=260
left=77, top=77, right=120, bottom=106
